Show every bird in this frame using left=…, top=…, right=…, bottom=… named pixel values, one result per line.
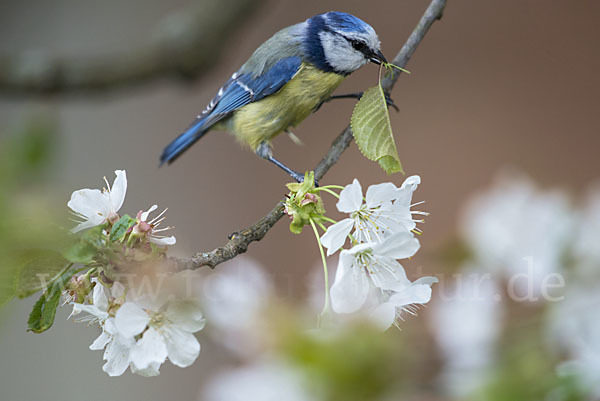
left=160, top=11, right=387, bottom=182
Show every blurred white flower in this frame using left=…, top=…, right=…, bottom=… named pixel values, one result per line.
left=550, top=286, right=600, bottom=398
left=320, top=176, right=423, bottom=255
left=133, top=204, right=176, bottom=246
left=461, top=173, right=572, bottom=300
left=115, top=298, right=205, bottom=375
left=204, top=359, right=313, bottom=401
left=69, top=279, right=132, bottom=376
left=330, top=232, right=420, bottom=314
left=573, top=188, right=600, bottom=277
left=200, top=257, right=273, bottom=357
left=428, top=269, right=503, bottom=397
left=67, top=170, right=127, bottom=233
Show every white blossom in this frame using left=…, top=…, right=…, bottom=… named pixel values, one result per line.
left=573, top=187, right=600, bottom=277
left=91, top=317, right=136, bottom=376
left=201, top=257, right=273, bottom=357
left=134, top=204, right=176, bottom=246
left=461, top=173, right=572, bottom=300
left=114, top=298, right=205, bottom=375
left=368, top=276, right=437, bottom=330
left=550, top=286, right=600, bottom=398
left=330, top=232, right=420, bottom=314
left=320, top=177, right=424, bottom=256
left=69, top=279, right=133, bottom=376
left=204, top=359, right=312, bottom=401
left=67, top=170, right=127, bottom=233
left=428, top=270, right=503, bottom=397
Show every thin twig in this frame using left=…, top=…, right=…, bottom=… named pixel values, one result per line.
left=171, top=0, right=447, bottom=271
left=0, top=0, right=262, bottom=96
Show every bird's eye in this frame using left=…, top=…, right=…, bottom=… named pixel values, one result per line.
left=351, top=40, right=366, bottom=52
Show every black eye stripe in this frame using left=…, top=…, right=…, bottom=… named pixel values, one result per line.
left=351, top=40, right=366, bottom=51
left=339, top=35, right=369, bottom=53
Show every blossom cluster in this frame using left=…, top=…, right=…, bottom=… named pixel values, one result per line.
left=64, top=170, right=205, bottom=376
left=28, top=169, right=438, bottom=380
left=319, top=176, right=437, bottom=329
left=74, top=279, right=205, bottom=376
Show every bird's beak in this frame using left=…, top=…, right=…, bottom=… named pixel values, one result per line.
left=369, top=49, right=388, bottom=65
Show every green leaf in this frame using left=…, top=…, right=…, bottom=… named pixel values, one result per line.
left=286, top=171, right=316, bottom=196
left=63, top=240, right=98, bottom=264
left=27, top=267, right=77, bottom=333
left=109, top=214, right=136, bottom=242
left=0, top=254, right=19, bottom=306
left=351, top=86, right=403, bottom=174
left=27, top=287, right=61, bottom=333
left=27, top=293, right=44, bottom=331
left=15, top=250, right=69, bottom=298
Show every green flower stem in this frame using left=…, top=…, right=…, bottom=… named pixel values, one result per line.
left=319, top=185, right=345, bottom=190
left=348, top=232, right=357, bottom=245
left=321, top=216, right=338, bottom=224
left=309, top=217, right=331, bottom=324
left=315, top=187, right=340, bottom=199
left=317, top=221, right=328, bottom=232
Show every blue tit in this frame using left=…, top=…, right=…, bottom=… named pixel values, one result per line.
left=160, top=11, right=387, bottom=182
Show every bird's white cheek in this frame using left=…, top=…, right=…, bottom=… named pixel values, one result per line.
left=319, top=32, right=367, bottom=74
left=327, top=49, right=366, bottom=73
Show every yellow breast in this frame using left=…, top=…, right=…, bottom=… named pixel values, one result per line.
left=225, top=63, right=345, bottom=150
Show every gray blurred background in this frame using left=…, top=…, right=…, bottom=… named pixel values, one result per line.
left=0, top=1, right=598, bottom=400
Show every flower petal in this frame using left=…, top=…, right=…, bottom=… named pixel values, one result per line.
left=90, top=331, right=111, bottom=350
left=389, top=283, right=433, bottom=306
left=336, top=179, right=363, bottom=213
left=67, top=188, right=111, bottom=219
left=369, top=302, right=397, bottom=330
left=166, top=301, right=206, bottom=333
left=109, top=170, right=127, bottom=213
left=164, top=325, right=201, bottom=367
left=72, top=303, right=109, bottom=321
left=330, top=251, right=369, bottom=313
left=365, top=183, right=398, bottom=208
left=371, top=258, right=411, bottom=291
left=373, top=232, right=420, bottom=260
left=71, top=218, right=103, bottom=234
left=115, top=302, right=150, bottom=338
left=141, top=204, right=158, bottom=222
left=92, top=282, right=109, bottom=312
left=130, top=327, right=167, bottom=370
left=102, top=335, right=133, bottom=376
left=149, top=235, right=176, bottom=246
left=320, top=218, right=355, bottom=256
left=130, top=361, right=161, bottom=377
left=396, top=175, right=421, bottom=207
left=413, top=276, right=439, bottom=286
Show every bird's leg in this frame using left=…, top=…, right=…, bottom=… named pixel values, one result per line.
left=326, top=92, right=399, bottom=111
left=256, top=141, right=306, bottom=183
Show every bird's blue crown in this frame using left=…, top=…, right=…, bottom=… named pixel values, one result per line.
left=322, top=11, right=372, bottom=34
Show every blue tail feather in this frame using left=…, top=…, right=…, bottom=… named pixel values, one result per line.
left=160, top=118, right=208, bottom=165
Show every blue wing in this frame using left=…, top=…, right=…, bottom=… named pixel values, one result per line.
left=160, top=56, right=302, bottom=165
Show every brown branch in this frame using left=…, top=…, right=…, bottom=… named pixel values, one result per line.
left=0, top=0, right=263, bottom=96
left=171, top=0, right=447, bottom=272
